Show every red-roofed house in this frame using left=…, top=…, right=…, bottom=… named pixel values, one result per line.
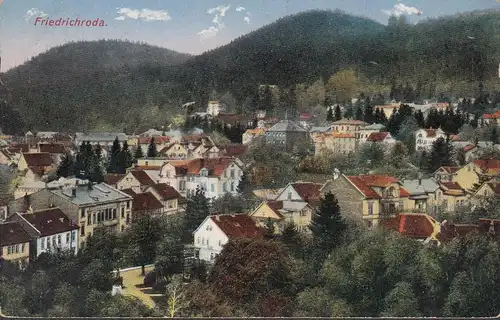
left=144, top=183, right=185, bottom=214
left=37, top=143, right=67, bottom=164
left=193, top=214, right=264, bottom=262
left=381, top=213, right=441, bottom=244
left=129, top=192, right=165, bottom=217
left=114, top=170, right=156, bottom=193
left=321, top=174, right=412, bottom=227
left=0, top=222, right=31, bottom=268
left=7, top=208, right=79, bottom=257
left=17, top=152, right=56, bottom=182
left=159, top=157, right=244, bottom=199
left=415, top=128, right=446, bottom=152
left=364, top=132, right=395, bottom=145
left=481, top=110, right=500, bottom=127
left=472, top=181, right=500, bottom=204
left=453, top=159, right=500, bottom=191
left=137, top=136, right=170, bottom=156
left=249, top=199, right=314, bottom=234
left=433, top=166, right=460, bottom=182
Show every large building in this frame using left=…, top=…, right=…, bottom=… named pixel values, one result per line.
left=264, top=120, right=308, bottom=152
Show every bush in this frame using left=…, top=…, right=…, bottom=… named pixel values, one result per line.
left=143, top=271, right=157, bottom=287
left=152, top=278, right=167, bottom=292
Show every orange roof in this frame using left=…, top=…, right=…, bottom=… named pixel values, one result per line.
left=423, top=129, right=440, bottom=137
left=347, top=175, right=409, bottom=199
left=381, top=213, right=437, bottom=239
left=138, top=136, right=170, bottom=144
left=291, top=182, right=323, bottom=202
left=165, top=157, right=236, bottom=177
left=210, top=214, right=264, bottom=239
left=482, top=111, right=500, bottom=119
left=366, top=132, right=390, bottom=142
left=473, top=159, right=500, bottom=175
left=464, top=144, right=476, bottom=153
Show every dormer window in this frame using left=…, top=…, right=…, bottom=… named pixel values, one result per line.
left=200, top=168, right=208, bottom=177
left=287, top=191, right=292, bottom=200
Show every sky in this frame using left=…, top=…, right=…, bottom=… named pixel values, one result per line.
left=0, top=0, right=499, bottom=71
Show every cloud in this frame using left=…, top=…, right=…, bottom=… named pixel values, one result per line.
left=198, top=4, right=230, bottom=38
left=381, top=3, right=422, bottom=16
left=235, top=6, right=245, bottom=12
left=244, top=14, right=251, bottom=24
left=115, top=7, right=171, bottom=21
left=25, top=8, right=48, bottom=22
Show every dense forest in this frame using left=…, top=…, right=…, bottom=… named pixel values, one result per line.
left=2, top=9, right=500, bottom=132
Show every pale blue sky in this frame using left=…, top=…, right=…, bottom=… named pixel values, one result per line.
left=0, top=0, right=499, bottom=70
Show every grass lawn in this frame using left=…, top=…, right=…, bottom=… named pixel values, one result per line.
left=120, top=266, right=163, bottom=308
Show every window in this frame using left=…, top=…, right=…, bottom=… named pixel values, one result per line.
left=230, top=182, right=234, bottom=192
left=80, top=208, right=85, bottom=218
left=300, top=211, right=307, bottom=217
left=211, top=184, right=214, bottom=192
left=197, top=237, right=200, bottom=244
left=368, top=202, right=373, bottom=215
left=87, top=214, right=91, bottom=225
left=223, top=182, right=227, bottom=192
left=207, top=239, right=210, bottom=246
left=218, top=240, right=222, bottom=246
left=41, top=238, right=45, bottom=250
left=202, top=238, right=205, bottom=245
left=71, top=231, right=75, bottom=241
left=210, top=253, right=214, bottom=260
left=21, top=244, right=25, bottom=252
left=287, top=191, right=292, bottom=200
left=230, top=169, right=235, bottom=178
left=80, top=225, right=85, bottom=236
left=52, top=237, right=56, bottom=246
left=127, top=201, right=130, bottom=209
left=66, top=233, right=70, bottom=243
left=57, top=235, right=61, bottom=245
left=121, top=207, right=125, bottom=218
left=112, top=209, right=117, bottom=219
left=47, top=239, right=51, bottom=249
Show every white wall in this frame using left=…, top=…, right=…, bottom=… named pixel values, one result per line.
left=38, top=230, right=78, bottom=256
left=193, top=218, right=228, bottom=262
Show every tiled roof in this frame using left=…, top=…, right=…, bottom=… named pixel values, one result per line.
left=104, top=174, right=125, bottom=185
left=267, top=120, right=306, bottom=132
left=437, top=222, right=479, bottom=243
left=473, top=159, right=500, bottom=175
left=223, top=144, right=247, bottom=157
left=181, top=134, right=210, bottom=144
left=28, top=166, right=50, bottom=176
left=10, top=143, right=30, bottom=153
left=463, top=144, right=476, bottom=153
left=331, top=119, right=368, bottom=125
left=265, top=200, right=284, bottom=218
left=134, top=165, right=162, bottom=171
left=138, top=136, right=170, bottom=144
left=381, top=213, right=438, bottom=239
left=148, top=183, right=182, bottom=200
left=22, top=152, right=54, bottom=167
left=440, top=181, right=466, bottom=196
left=186, top=157, right=236, bottom=176
left=39, top=143, right=66, bottom=154
left=440, top=181, right=462, bottom=190
left=121, top=188, right=136, bottom=197
left=131, top=192, right=164, bottom=212
left=291, top=182, right=323, bottom=202
left=347, top=175, right=409, bottom=199
left=482, top=110, right=500, bottom=119
left=0, top=222, right=31, bottom=246
left=130, top=170, right=155, bottom=186
left=210, top=214, right=264, bottom=239
left=22, top=208, right=79, bottom=237
left=366, top=132, right=390, bottom=142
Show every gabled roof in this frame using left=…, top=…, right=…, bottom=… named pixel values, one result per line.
left=22, top=208, right=79, bottom=237
left=435, top=166, right=460, bottom=175
left=209, top=214, right=264, bottom=239
left=437, top=222, right=479, bottom=243
left=223, top=144, right=247, bottom=157
left=39, top=143, right=66, bottom=154
left=147, top=183, right=182, bottom=200
left=121, top=188, right=136, bottom=197
left=473, top=159, right=500, bottom=175
left=440, top=181, right=466, bottom=196
left=0, top=222, right=31, bottom=246
left=381, top=213, right=438, bottom=239
left=346, top=175, right=410, bottom=199
left=22, top=152, right=54, bottom=167
left=129, top=170, right=155, bottom=186
left=138, top=136, right=170, bottom=144
left=131, top=192, right=164, bottom=212
left=463, top=144, right=476, bottom=153
left=401, top=179, right=440, bottom=195
left=267, top=120, right=306, bottom=132
left=366, top=132, right=391, bottom=142
left=482, top=110, right=500, bottom=119
left=9, top=143, right=29, bottom=153
left=289, top=182, right=323, bottom=202
left=133, top=165, right=162, bottom=171
left=104, top=174, right=126, bottom=186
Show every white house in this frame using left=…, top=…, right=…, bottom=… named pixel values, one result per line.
left=415, top=128, right=446, bottom=152
left=364, top=132, right=396, bottom=145
left=7, top=208, right=79, bottom=257
left=159, top=157, right=244, bottom=199
left=193, top=214, right=264, bottom=263
left=206, top=101, right=226, bottom=117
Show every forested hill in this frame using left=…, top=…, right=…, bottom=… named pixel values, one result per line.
left=2, top=9, right=500, bottom=132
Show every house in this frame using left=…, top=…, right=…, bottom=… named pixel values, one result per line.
left=358, top=123, right=386, bottom=140
left=364, top=132, right=396, bottom=145
left=37, top=143, right=67, bottom=164
left=242, top=128, right=266, bottom=145
left=115, top=171, right=155, bottom=193
left=216, top=113, right=254, bottom=129
left=137, top=136, right=170, bottom=156
left=381, top=213, right=441, bottom=245
left=193, top=214, right=264, bottom=263
left=433, top=166, right=460, bottom=182
left=415, top=128, right=446, bottom=152
left=264, top=120, right=309, bottom=152
left=6, top=208, right=79, bottom=257
left=274, top=181, right=323, bottom=204
left=8, top=183, right=133, bottom=248
left=221, top=144, right=248, bottom=159
left=0, top=222, right=31, bottom=268
left=159, top=157, right=244, bottom=199
left=249, top=200, right=314, bottom=234
left=190, top=144, right=221, bottom=159
left=312, top=132, right=356, bottom=156
left=207, top=101, right=226, bottom=117
left=104, top=174, right=126, bottom=187
left=74, top=132, right=128, bottom=147
left=401, top=179, right=441, bottom=213
left=480, top=110, right=500, bottom=127
left=127, top=191, right=165, bottom=217
left=13, top=177, right=89, bottom=200
left=17, top=152, right=54, bottom=172
left=330, top=119, right=369, bottom=138
left=144, top=183, right=185, bottom=215
left=439, top=182, right=468, bottom=212
left=471, top=181, right=500, bottom=204
left=452, top=159, right=500, bottom=192
left=321, top=174, right=411, bottom=227
left=159, top=142, right=189, bottom=159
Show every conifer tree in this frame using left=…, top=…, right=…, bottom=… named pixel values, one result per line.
left=56, top=153, right=75, bottom=178
left=334, top=105, right=342, bottom=121
left=133, top=145, right=144, bottom=161
left=147, top=137, right=158, bottom=158
left=426, top=137, right=453, bottom=173
left=107, top=137, right=122, bottom=173
left=119, top=141, right=133, bottom=172
left=326, top=108, right=334, bottom=121
left=264, top=217, right=276, bottom=239
left=182, top=187, right=210, bottom=243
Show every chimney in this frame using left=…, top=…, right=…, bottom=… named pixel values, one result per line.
left=71, top=188, right=76, bottom=197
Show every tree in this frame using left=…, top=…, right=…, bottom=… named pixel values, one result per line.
left=491, top=125, right=499, bottom=145
left=56, top=153, right=75, bottom=178
left=261, top=85, right=274, bottom=111
left=130, top=215, right=163, bottom=276
left=165, top=275, right=190, bottom=317
left=309, top=191, right=347, bottom=261
left=326, top=108, right=334, bottom=121
left=264, top=217, right=276, bottom=239
left=381, top=282, right=422, bottom=317
left=354, top=106, right=363, bottom=121
left=334, top=105, right=342, bottom=121
left=280, top=222, right=302, bottom=256
left=107, top=138, right=122, bottom=173
left=183, top=187, right=210, bottom=242
left=119, top=141, right=133, bottom=171
left=236, top=171, right=251, bottom=195
left=147, top=137, right=157, bottom=158
left=326, top=69, right=358, bottom=104
left=427, top=137, right=453, bottom=173
left=133, top=145, right=144, bottom=161
left=388, top=142, right=409, bottom=168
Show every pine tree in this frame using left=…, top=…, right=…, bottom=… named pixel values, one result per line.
left=355, top=106, right=363, bottom=121
left=107, top=137, right=122, bottom=173
left=147, top=137, right=157, bottom=158
left=491, top=126, right=499, bottom=145
left=309, top=191, right=347, bottom=260
left=133, top=145, right=144, bottom=161
left=280, top=222, right=302, bottom=256
left=261, top=85, right=274, bottom=111
left=334, top=105, right=342, bottom=121
left=236, top=171, right=251, bottom=194
left=427, top=137, right=453, bottom=173
left=183, top=187, right=210, bottom=243
left=118, top=141, right=133, bottom=173
left=326, top=108, right=334, bottom=121
left=56, top=153, right=75, bottom=178
left=264, top=217, right=276, bottom=239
